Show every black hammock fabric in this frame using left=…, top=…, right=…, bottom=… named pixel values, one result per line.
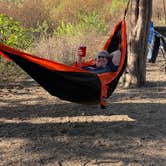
left=0, top=20, right=127, bottom=107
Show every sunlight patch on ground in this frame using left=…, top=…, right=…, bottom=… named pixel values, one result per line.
left=0, top=115, right=136, bottom=124
left=113, top=98, right=166, bottom=104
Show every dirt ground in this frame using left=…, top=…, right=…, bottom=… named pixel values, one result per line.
left=0, top=54, right=166, bottom=166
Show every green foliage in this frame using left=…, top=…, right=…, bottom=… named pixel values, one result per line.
left=0, top=0, right=23, bottom=5
left=79, top=11, right=107, bottom=33
left=54, top=11, right=107, bottom=37
left=0, top=14, right=33, bottom=49
left=54, top=21, right=76, bottom=37
left=32, top=20, right=49, bottom=39
left=109, top=0, right=127, bottom=15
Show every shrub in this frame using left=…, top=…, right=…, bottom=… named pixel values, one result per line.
left=0, top=14, right=33, bottom=82
left=0, top=14, right=33, bottom=49
left=54, top=11, right=108, bottom=37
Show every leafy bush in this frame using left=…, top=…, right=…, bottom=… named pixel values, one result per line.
left=79, top=11, right=107, bottom=33
left=54, top=11, right=108, bottom=37
left=0, top=14, right=33, bottom=49
left=0, top=14, right=33, bottom=82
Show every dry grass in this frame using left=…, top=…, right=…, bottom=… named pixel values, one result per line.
left=0, top=0, right=165, bottom=30
left=152, top=0, right=166, bottom=25
left=0, top=0, right=113, bottom=29
left=0, top=0, right=48, bottom=28
left=44, top=0, right=113, bottom=25
left=30, top=31, right=107, bottom=65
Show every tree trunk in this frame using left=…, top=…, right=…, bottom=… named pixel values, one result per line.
left=124, top=0, right=152, bottom=88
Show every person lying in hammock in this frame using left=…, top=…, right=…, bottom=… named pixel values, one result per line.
left=82, top=50, right=121, bottom=74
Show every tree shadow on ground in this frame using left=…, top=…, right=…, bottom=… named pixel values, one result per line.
left=0, top=84, right=166, bottom=165
left=0, top=76, right=166, bottom=165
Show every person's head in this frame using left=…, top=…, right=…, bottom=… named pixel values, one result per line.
left=95, top=50, right=109, bottom=68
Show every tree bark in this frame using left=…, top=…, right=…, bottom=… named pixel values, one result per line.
left=124, top=0, right=152, bottom=88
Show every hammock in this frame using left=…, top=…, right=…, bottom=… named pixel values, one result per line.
left=0, top=20, right=127, bottom=108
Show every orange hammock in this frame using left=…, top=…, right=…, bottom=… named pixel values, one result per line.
left=0, top=20, right=127, bottom=108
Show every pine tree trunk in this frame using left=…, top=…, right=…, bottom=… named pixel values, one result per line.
left=124, top=0, right=152, bottom=87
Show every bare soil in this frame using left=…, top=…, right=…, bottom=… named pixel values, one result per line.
left=0, top=55, right=166, bottom=166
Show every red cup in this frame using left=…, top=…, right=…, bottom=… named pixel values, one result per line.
left=78, top=46, right=86, bottom=57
